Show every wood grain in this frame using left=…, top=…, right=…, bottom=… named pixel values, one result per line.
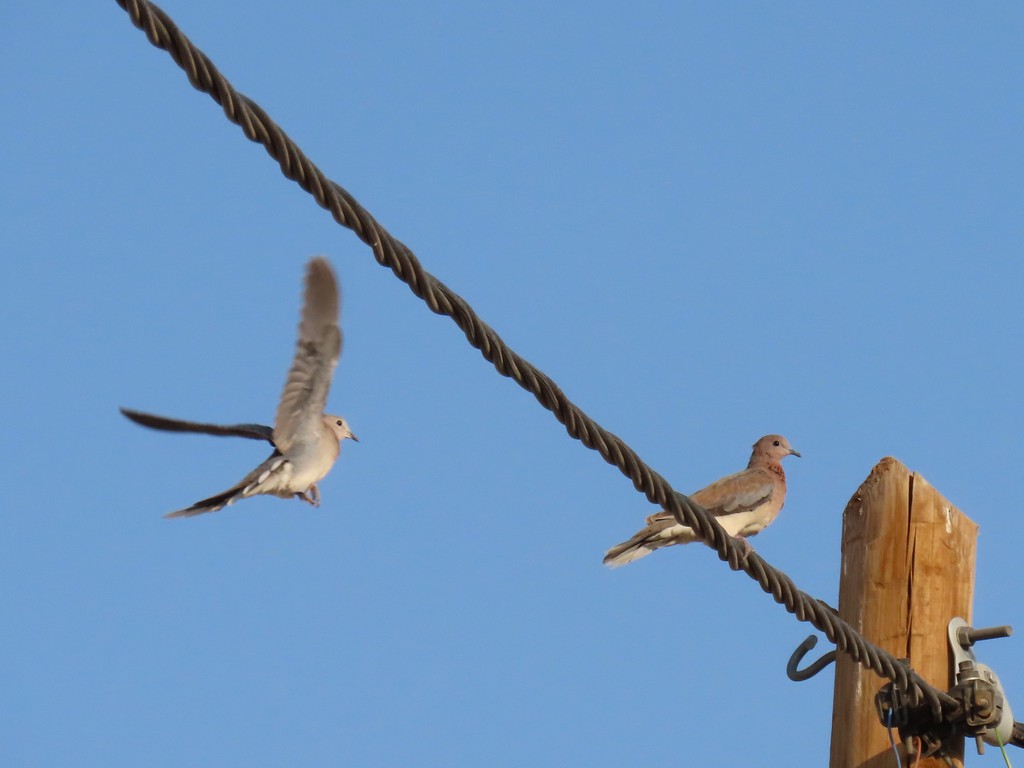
left=829, top=457, right=977, bottom=768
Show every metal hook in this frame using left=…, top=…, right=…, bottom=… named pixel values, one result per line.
left=787, top=635, right=837, bottom=682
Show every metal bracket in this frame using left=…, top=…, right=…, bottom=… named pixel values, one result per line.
left=869, top=619, right=1015, bottom=760
left=948, top=617, right=1014, bottom=753
left=874, top=679, right=953, bottom=760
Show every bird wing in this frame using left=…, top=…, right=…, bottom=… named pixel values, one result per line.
left=120, top=407, right=275, bottom=445
left=643, top=467, right=775, bottom=526
left=274, top=257, right=342, bottom=453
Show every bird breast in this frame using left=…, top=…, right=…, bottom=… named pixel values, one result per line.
left=283, top=431, right=340, bottom=490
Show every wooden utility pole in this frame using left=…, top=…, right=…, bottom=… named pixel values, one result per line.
left=828, top=457, right=978, bottom=768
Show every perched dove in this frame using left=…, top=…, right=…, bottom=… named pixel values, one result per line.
left=603, top=434, right=799, bottom=567
left=122, top=256, right=357, bottom=518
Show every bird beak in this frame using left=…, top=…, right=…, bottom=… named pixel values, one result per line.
left=790, top=448, right=801, bottom=458
left=348, top=432, right=359, bottom=442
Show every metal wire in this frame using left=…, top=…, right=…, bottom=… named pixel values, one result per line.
left=113, top=0, right=960, bottom=723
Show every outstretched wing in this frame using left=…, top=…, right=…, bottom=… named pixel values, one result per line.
left=274, top=257, right=342, bottom=453
left=120, top=407, right=275, bottom=445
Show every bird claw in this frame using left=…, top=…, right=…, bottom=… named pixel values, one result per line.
left=733, top=536, right=755, bottom=567
left=296, top=485, right=321, bottom=507
left=308, top=485, right=321, bottom=507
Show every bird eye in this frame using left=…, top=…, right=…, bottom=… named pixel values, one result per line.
left=336, top=419, right=343, bottom=427
left=773, top=440, right=781, bottom=447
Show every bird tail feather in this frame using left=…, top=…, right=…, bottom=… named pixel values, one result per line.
left=603, top=540, right=656, bottom=568
left=603, top=522, right=700, bottom=567
left=164, top=484, right=245, bottom=518
left=163, top=452, right=284, bottom=519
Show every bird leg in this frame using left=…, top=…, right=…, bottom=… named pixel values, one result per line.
left=305, top=484, right=321, bottom=507
left=733, top=536, right=755, bottom=566
left=294, top=485, right=321, bottom=507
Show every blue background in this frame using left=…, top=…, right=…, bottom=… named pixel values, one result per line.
left=3, top=3, right=1022, bottom=765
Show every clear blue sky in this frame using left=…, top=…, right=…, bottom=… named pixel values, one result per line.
left=3, top=3, right=1022, bottom=766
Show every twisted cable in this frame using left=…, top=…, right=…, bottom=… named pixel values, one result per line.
left=114, top=0, right=960, bottom=722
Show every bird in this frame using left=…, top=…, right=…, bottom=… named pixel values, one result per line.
left=122, top=256, right=357, bottom=518
left=603, top=434, right=799, bottom=567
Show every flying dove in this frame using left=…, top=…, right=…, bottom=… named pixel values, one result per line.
left=122, top=256, right=357, bottom=518
left=603, top=434, right=799, bottom=567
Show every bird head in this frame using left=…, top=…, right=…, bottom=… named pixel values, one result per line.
left=753, top=434, right=800, bottom=462
left=324, top=414, right=358, bottom=443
